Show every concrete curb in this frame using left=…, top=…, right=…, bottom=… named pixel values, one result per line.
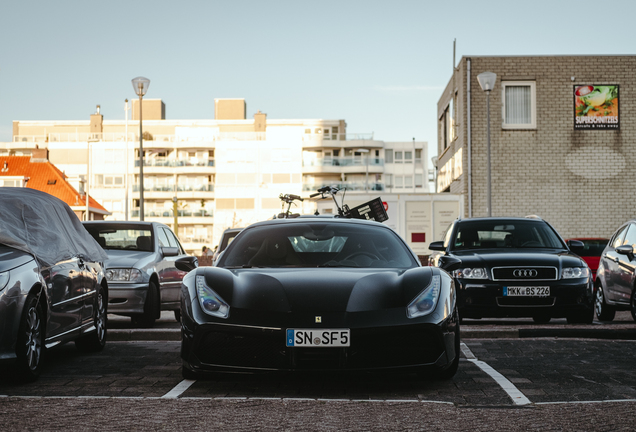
left=108, top=327, right=636, bottom=342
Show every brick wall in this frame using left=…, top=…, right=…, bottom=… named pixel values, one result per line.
left=440, top=55, right=636, bottom=239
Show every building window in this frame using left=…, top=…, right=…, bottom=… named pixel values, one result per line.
left=404, top=151, right=413, bottom=164
left=415, top=174, right=423, bottom=188
left=502, top=81, right=536, bottom=129
left=385, top=150, right=393, bottom=163
left=395, top=151, right=403, bottom=164
left=415, top=149, right=422, bottom=164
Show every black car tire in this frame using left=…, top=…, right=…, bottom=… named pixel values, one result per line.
left=182, top=365, right=200, bottom=380
left=15, top=292, right=44, bottom=382
left=433, top=315, right=460, bottom=380
left=595, top=284, right=616, bottom=322
left=532, top=315, right=551, bottom=324
left=567, top=307, right=594, bottom=324
left=174, top=309, right=181, bottom=322
left=133, top=281, right=159, bottom=328
left=630, top=289, right=636, bottom=322
left=75, top=285, right=107, bottom=352
left=436, top=335, right=460, bottom=380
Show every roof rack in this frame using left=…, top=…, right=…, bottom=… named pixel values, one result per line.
left=309, top=186, right=388, bottom=222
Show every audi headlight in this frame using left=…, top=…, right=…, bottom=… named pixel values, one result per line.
left=105, top=268, right=144, bottom=283
left=452, top=268, right=488, bottom=279
left=196, top=275, right=229, bottom=319
left=407, top=275, right=441, bottom=319
left=561, top=267, right=590, bottom=279
left=0, top=272, right=9, bottom=292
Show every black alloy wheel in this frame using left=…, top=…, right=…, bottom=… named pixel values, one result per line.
left=595, top=284, right=616, bottom=322
left=16, top=292, right=44, bottom=382
left=75, top=285, right=107, bottom=352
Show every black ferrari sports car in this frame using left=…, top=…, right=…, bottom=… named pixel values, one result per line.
left=179, top=217, right=460, bottom=379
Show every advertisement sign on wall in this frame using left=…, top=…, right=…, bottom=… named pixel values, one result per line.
left=574, top=85, right=619, bottom=130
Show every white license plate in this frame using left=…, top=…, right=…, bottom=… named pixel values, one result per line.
left=286, top=329, right=350, bottom=347
left=503, top=286, right=550, bottom=297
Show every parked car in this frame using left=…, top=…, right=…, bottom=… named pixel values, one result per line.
left=83, top=221, right=197, bottom=327
left=0, top=188, right=109, bottom=382
left=594, top=221, right=636, bottom=321
left=565, top=238, right=609, bottom=280
left=429, top=216, right=594, bottom=324
left=212, top=227, right=243, bottom=263
left=178, top=217, right=460, bottom=379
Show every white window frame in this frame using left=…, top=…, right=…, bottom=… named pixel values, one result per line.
left=501, top=81, right=536, bottom=130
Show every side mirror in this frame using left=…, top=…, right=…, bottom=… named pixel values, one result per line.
left=616, top=245, right=634, bottom=256
left=162, top=246, right=179, bottom=257
left=428, top=241, right=446, bottom=252
left=176, top=256, right=199, bottom=272
left=567, top=240, right=584, bottom=252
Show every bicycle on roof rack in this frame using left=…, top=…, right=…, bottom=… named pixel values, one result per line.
left=310, top=186, right=389, bottom=222
left=275, top=193, right=304, bottom=219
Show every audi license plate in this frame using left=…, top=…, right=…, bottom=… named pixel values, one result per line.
left=286, top=329, right=350, bottom=347
left=503, top=286, right=550, bottom=297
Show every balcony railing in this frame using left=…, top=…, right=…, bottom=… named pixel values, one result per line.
left=303, top=182, right=385, bottom=192
left=302, top=133, right=374, bottom=142
left=134, top=157, right=214, bottom=168
left=131, top=209, right=213, bottom=218
left=302, top=157, right=384, bottom=167
left=132, top=184, right=214, bottom=192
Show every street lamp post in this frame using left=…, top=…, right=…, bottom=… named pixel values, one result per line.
left=356, top=148, right=370, bottom=191
left=477, top=72, right=497, bottom=217
left=131, top=76, right=150, bottom=221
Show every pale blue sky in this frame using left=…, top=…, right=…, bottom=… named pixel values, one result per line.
left=1, top=0, right=634, bottom=160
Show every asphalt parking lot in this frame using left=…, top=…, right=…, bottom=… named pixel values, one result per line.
left=1, top=312, right=636, bottom=430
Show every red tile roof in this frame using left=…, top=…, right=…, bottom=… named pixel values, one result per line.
left=0, top=156, right=108, bottom=214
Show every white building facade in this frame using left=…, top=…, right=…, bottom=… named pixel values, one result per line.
left=4, top=99, right=432, bottom=253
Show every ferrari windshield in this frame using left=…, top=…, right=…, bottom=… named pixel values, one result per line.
left=218, top=222, right=418, bottom=268
left=452, top=220, right=565, bottom=250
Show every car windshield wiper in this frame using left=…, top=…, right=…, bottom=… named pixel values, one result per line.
left=317, top=262, right=359, bottom=268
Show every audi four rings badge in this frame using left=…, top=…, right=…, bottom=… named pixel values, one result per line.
left=513, top=269, right=538, bottom=277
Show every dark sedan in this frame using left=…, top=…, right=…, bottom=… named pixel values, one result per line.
left=594, top=221, right=636, bottom=321
left=179, top=217, right=460, bottom=379
left=0, top=188, right=108, bottom=382
left=83, top=221, right=197, bottom=327
left=429, top=216, right=594, bottom=324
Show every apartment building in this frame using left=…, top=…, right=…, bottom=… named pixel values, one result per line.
left=4, top=99, right=430, bottom=253
left=437, top=55, right=636, bottom=238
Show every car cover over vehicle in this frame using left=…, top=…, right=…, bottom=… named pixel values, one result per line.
left=0, top=188, right=108, bottom=266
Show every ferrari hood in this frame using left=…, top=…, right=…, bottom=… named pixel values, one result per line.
left=202, top=267, right=433, bottom=313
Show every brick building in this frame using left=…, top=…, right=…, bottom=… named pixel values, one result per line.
left=436, top=55, right=636, bottom=238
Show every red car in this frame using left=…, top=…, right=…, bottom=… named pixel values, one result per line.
left=566, top=238, right=609, bottom=280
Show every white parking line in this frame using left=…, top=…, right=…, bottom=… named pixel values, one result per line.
left=161, top=379, right=196, bottom=399
left=461, top=342, right=532, bottom=406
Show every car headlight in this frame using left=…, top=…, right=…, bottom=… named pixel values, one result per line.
left=452, top=268, right=488, bottom=279
left=196, top=275, right=229, bottom=319
left=407, top=275, right=441, bottom=319
left=0, top=272, right=9, bottom=292
left=105, top=268, right=144, bottom=283
left=561, top=267, right=590, bottom=279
